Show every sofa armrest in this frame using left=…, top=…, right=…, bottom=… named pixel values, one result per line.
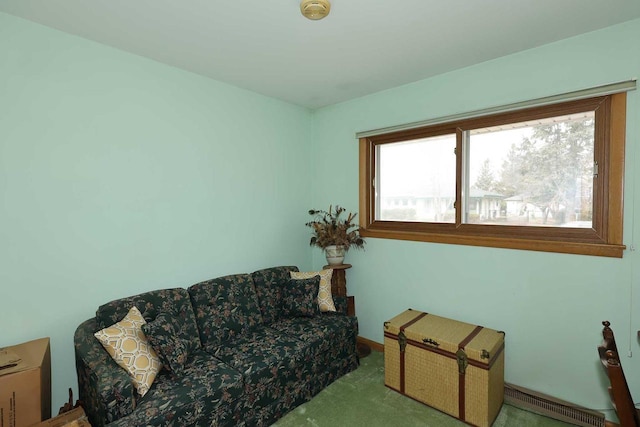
left=74, top=318, right=135, bottom=427
left=333, top=296, right=348, bottom=315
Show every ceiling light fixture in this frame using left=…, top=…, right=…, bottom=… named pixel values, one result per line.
left=300, top=0, right=331, bottom=20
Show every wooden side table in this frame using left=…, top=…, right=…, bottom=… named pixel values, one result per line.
left=323, top=263, right=354, bottom=316
left=323, top=263, right=371, bottom=357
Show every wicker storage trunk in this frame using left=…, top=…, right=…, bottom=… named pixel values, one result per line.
left=384, top=309, right=505, bottom=427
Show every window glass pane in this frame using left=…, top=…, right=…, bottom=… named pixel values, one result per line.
left=466, top=113, right=595, bottom=227
left=377, top=134, right=456, bottom=223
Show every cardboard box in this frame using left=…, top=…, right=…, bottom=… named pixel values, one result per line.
left=0, top=338, right=51, bottom=427
left=32, top=407, right=90, bottom=427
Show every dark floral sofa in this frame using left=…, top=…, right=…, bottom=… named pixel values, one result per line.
left=74, top=266, right=359, bottom=426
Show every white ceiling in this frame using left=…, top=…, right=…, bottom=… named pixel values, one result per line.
left=2, top=1, right=640, bottom=109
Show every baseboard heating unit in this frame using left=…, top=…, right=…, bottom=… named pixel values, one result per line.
left=504, top=383, right=606, bottom=427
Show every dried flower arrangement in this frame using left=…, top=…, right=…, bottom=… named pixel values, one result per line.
left=305, top=205, right=365, bottom=251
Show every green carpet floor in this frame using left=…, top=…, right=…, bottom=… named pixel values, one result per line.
left=273, top=351, right=575, bottom=427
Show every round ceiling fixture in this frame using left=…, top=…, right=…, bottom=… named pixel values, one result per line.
left=300, top=0, right=331, bottom=20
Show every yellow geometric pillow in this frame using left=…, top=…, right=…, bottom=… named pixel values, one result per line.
left=94, top=306, right=162, bottom=396
left=290, top=269, right=336, bottom=312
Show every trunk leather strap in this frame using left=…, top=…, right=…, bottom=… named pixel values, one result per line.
left=399, top=311, right=428, bottom=393
left=457, top=325, right=483, bottom=421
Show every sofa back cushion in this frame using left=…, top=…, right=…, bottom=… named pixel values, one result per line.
left=251, top=266, right=299, bottom=324
left=188, top=273, right=263, bottom=348
left=95, top=288, right=201, bottom=354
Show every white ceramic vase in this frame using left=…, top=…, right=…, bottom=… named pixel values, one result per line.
left=325, top=245, right=346, bottom=265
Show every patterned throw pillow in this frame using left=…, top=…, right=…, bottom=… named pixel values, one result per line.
left=290, top=269, right=336, bottom=312
left=282, top=276, right=322, bottom=318
left=142, top=312, right=189, bottom=376
left=94, top=306, right=162, bottom=396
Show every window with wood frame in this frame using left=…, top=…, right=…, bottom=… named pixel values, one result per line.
left=359, top=92, right=627, bottom=257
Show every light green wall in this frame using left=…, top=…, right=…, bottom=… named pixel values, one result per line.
left=2, top=9, right=640, bottom=420
left=0, top=12, right=313, bottom=409
left=311, top=18, right=640, bottom=416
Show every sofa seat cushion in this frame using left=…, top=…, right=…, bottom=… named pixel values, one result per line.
left=208, top=327, right=307, bottom=387
left=189, top=274, right=264, bottom=349
left=95, top=288, right=201, bottom=354
left=114, top=350, right=245, bottom=427
left=269, top=314, right=357, bottom=355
